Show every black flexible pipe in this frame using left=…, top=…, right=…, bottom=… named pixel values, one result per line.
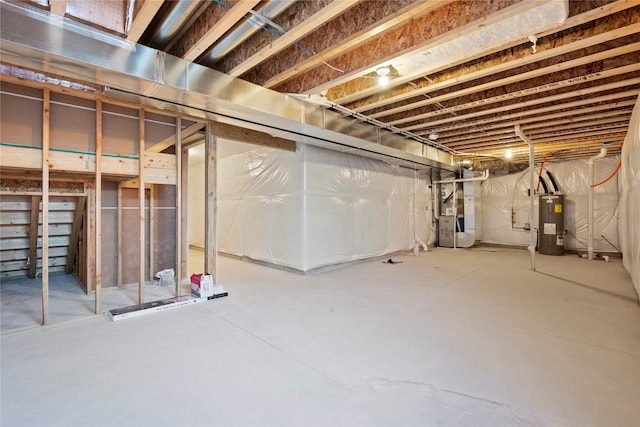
left=546, top=171, right=559, bottom=193
left=538, top=176, right=549, bottom=194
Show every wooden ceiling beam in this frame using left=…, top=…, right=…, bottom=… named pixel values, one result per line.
left=188, top=0, right=259, bottom=62
left=498, top=139, right=624, bottom=157
left=225, top=0, right=357, bottom=77
left=273, top=0, right=524, bottom=96
left=387, top=65, right=640, bottom=126
left=367, top=44, right=640, bottom=119
left=426, top=101, right=636, bottom=136
left=448, top=127, right=629, bottom=151
left=464, top=138, right=625, bottom=160
left=168, top=0, right=259, bottom=61
left=49, top=0, right=67, bottom=16
left=213, top=0, right=334, bottom=72
left=442, top=115, right=632, bottom=146
left=450, top=130, right=628, bottom=152
left=244, top=0, right=451, bottom=88
left=400, top=81, right=640, bottom=132
left=349, top=13, right=640, bottom=111
left=127, top=0, right=164, bottom=43
left=435, top=109, right=634, bottom=140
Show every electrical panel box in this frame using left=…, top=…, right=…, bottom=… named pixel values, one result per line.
left=439, top=216, right=455, bottom=248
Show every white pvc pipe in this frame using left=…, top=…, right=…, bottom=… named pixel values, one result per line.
left=588, top=147, right=607, bottom=260
left=433, top=169, right=489, bottom=184
left=413, top=169, right=428, bottom=255
left=514, top=125, right=536, bottom=271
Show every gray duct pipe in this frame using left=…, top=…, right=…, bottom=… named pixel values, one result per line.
left=514, top=125, right=536, bottom=271
left=588, top=147, right=607, bottom=260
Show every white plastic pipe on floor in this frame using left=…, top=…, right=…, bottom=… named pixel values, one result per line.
left=588, top=147, right=607, bottom=260
left=514, top=125, right=536, bottom=271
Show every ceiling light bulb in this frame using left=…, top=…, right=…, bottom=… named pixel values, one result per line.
left=376, top=66, right=390, bottom=76
left=429, top=131, right=438, bottom=141
left=378, top=75, right=389, bottom=86
left=505, top=149, right=513, bottom=159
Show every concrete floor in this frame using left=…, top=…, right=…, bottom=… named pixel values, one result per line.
left=1, top=248, right=639, bottom=426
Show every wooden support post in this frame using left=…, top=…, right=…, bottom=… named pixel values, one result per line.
left=138, top=108, right=146, bottom=304
left=65, top=196, right=86, bottom=274
left=180, top=145, right=189, bottom=293
left=28, top=196, right=41, bottom=279
left=204, top=122, right=217, bottom=282
left=95, top=100, right=102, bottom=314
left=175, top=117, right=182, bottom=297
left=117, top=181, right=123, bottom=288
left=42, top=88, right=50, bottom=325
left=149, top=184, right=155, bottom=282
left=86, top=185, right=96, bottom=294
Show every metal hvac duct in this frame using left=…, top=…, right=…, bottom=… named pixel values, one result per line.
left=0, top=0, right=455, bottom=172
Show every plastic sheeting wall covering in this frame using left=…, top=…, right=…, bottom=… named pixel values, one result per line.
left=217, top=144, right=431, bottom=271
left=618, top=96, right=640, bottom=300
left=479, top=158, right=621, bottom=255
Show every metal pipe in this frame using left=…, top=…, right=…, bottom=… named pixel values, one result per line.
left=201, top=0, right=296, bottom=65
left=432, top=169, right=489, bottom=184
left=514, top=124, right=536, bottom=271
left=588, top=147, right=607, bottom=260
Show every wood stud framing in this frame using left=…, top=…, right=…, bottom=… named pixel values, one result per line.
left=138, top=107, right=146, bottom=304
left=65, top=196, right=86, bottom=274
left=3, top=0, right=634, bottom=167
left=204, top=122, right=217, bottom=281
left=95, top=99, right=102, bottom=314
left=28, top=196, right=41, bottom=279
left=41, top=88, right=50, bottom=325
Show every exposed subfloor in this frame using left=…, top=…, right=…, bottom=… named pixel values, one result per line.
left=1, top=248, right=639, bottom=426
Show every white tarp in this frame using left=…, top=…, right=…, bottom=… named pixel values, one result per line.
left=218, top=143, right=431, bottom=271
left=618, top=96, right=640, bottom=300
left=479, top=158, right=621, bottom=254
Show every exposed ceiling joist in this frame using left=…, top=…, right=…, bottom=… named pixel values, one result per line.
left=48, top=0, right=66, bottom=16
left=254, top=0, right=451, bottom=89
left=389, top=74, right=640, bottom=128
left=348, top=18, right=640, bottom=110
left=227, top=0, right=357, bottom=77
left=5, top=0, right=639, bottom=166
left=367, top=44, right=640, bottom=120
left=178, top=0, right=262, bottom=62
left=127, top=0, right=164, bottom=43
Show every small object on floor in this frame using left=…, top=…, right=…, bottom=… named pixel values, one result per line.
left=207, top=292, right=229, bottom=300
left=382, top=258, right=403, bottom=264
left=191, top=273, right=215, bottom=298
left=108, top=296, right=198, bottom=321
left=155, top=268, right=175, bottom=287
